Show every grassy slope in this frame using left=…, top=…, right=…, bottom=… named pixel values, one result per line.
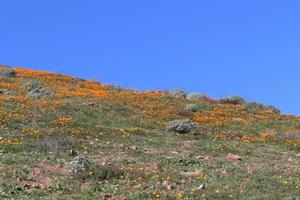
left=0, top=67, right=300, bottom=199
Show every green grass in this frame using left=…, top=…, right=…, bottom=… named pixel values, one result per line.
left=0, top=68, right=300, bottom=199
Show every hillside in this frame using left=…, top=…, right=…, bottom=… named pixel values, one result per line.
left=0, top=65, right=299, bottom=199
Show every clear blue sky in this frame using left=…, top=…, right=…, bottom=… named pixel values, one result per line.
left=0, top=1, right=299, bottom=115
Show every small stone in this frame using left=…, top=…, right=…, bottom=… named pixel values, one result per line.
left=130, top=146, right=138, bottom=150
left=227, top=153, right=242, bottom=161
left=180, top=169, right=203, bottom=178
left=197, top=184, right=205, bottom=190
left=178, top=140, right=195, bottom=148
left=196, top=155, right=209, bottom=160
left=162, top=180, right=173, bottom=190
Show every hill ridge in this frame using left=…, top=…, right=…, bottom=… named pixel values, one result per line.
left=0, top=65, right=299, bottom=199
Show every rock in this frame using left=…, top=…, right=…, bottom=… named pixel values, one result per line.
left=68, top=156, right=92, bottom=175
left=166, top=119, right=198, bottom=134
left=218, top=96, right=245, bottom=105
left=227, top=153, right=242, bottom=161
left=0, top=89, right=9, bottom=95
left=186, top=93, right=207, bottom=100
left=196, top=155, right=210, bottom=160
left=177, top=140, right=196, bottom=148
left=168, top=89, right=187, bottom=99
left=68, top=156, right=121, bottom=180
left=162, top=180, right=173, bottom=190
left=197, top=184, right=205, bottom=191
left=186, top=104, right=200, bottom=112
left=26, top=86, right=54, bottom=99
left=0, top=66, right=17, bottom=77
left=180, top=169, right=203, bottom=177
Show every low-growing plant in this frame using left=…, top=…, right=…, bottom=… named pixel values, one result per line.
left=26, top=86, right=55, bottom=99
left=218, top=96, right=245, bottom=105
left=168, top=89, right=187, bottom=99
left=0, top=66, right=17, bottom=77
left=186, top=92, right=208, bottom=100
left=24, top=135, right=73, bottom=153
left=24, top=79, right=43, bottom=91
left=68, top=156, right=122, bottom=181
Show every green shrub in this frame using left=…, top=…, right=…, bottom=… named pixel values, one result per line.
left=68, top=156, right=122, bottom=181
left=24, top=135, right=73, bottom=153
left=166, top=119, right=198, bottom=134
left=218, top=96, right=245, bottom=105
left=186, top=104, right=200, bottom=112
left=245, top=102, right=264, bottom=110
left=0, top=66, right=17, bottom=77
left=186, top=92, right=207, bottom=100
left=24, top=79, right=43, bottom=91
left=265, top=105, right=280, bottom=114
left=168, top=89, right=187, bottom=99
left=26, top=86, right=55, bottom=99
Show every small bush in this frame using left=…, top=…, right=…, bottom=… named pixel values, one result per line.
left=245, top=102, right=280, bottom=114
left=24, top=79, right=43, bottom=91
left=13, top=167, right=31, bottom=181
left=166, top=119, right=198, bottom=134
left=168, top=89, right=187, bottom=99
left=218, top=96, right=245, bottom=105
left=68, top=156, right=121, bottom=181
left=245, top=102, right=264, bottom=110
left=279, top=133, right=300, bottom=141
left=0, top=66, right=17, bottom=77
left=186, top=104, right=200, bottom=112
left=25, top=135, right=73, bottom=153
left=107, top=85, right=124, bottom=92
left=26, top=86, right=55, bottom=99
left=265, top=105, right=280, bottom=114
left=186, top=93, right=207, bottom=100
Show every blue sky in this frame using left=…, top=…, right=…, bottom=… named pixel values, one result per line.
left=0, top=1, right=299, bottom=115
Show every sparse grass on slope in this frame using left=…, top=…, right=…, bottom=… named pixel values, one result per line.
left=0, top=66, right=300, bottom=199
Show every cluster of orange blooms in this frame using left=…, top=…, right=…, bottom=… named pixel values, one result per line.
left=0, top=111, right=10, bottom=125
left=214, top=130, right=300, bottom=146
left=0, top=136, right=21, bottom=145
left=0, top=67, right=298, bottom=147
left=14, top=67, right=111, bottom=99
left=21, top=128, right=43, bottom=137
left=54, top=117, right=74, bottom=126
left=0, top=81, right=22, bottom=90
